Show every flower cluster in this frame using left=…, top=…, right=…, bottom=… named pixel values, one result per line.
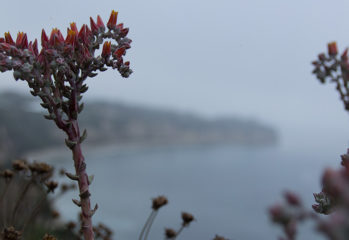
left=269, top=192, right=309, bottom=240
left=312, top=42, right=349, bottom=111
left=269, top=156, right=349, bottom=240
left=269, top=42, right=349, bottom=240
left=0, top=10, right=132, bottom=134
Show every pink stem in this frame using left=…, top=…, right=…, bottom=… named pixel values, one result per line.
left=70, top=120, right=94, bottom=240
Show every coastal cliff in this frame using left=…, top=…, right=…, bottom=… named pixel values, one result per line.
left=0, top=92, right=278, bottom=161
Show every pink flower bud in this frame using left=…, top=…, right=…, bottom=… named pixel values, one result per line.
left=284, top=191, right=301, bottom=206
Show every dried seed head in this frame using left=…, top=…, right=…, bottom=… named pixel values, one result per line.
left=181, top=212, right=195, bottom=226
left=51, top=210, right=60, bottom=219
left=59, top=168, right=66, bottom=176
left=60, top=183, right=69, bottom=192
left=213, top=235, right=228, bottom=240
left=1, top=169, right=14, bottom=180
left=98, top=223, right=113, bottom=235
left=12, top=159, right=28, bottom=171
left=1, top=226, right=22, bottom=240
left=29, top=161, right=53, bottom=175
left=66, top=221, right=76, bottom=230
left=45, top=181, right=58, bottom=193
left=152, top=195, right=168, bottom=210
left=42, top=234, right=57, bottom=240
left=165, top=228, right=177, bottom=239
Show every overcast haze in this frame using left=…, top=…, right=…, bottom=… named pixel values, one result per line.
left=1, top=0, right=349, bottom=150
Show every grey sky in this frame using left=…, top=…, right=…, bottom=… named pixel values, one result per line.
left=1, top=0, right=349, bottom=150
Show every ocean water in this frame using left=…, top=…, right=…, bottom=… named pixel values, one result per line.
left=33, top=143, right=339, bottom=240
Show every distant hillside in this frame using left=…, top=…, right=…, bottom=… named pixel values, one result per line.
left=0, top=92, right=278, bottom=160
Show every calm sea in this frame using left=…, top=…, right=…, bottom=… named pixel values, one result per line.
left=32, top=143, right=339, bottom=240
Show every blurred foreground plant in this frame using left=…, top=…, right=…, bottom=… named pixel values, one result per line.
left=270, top=42, right=349, bottom=240
left=0, top=10, right=132, bottom=240
left=0, top=159, right=77, bottom=239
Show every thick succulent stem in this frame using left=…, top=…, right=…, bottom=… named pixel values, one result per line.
left=70, top=120, right=94, bottom=240
left=0, top=11, right=132, bottom=239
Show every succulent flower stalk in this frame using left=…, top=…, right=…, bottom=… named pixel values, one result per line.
left=0, top=10, right=132, bottom=240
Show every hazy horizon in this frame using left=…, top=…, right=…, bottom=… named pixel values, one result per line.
left=1, top=0, right=349, bottom=152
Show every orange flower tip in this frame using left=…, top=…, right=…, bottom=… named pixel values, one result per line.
left=16, top=32, right=28, bottom=48
left=65, top=29, right=77, bottom=45
left=107, top=10, right=118, bottom=29
left=4, top=32, right=14, bottom=45
left=102, top=41, right=112, bottom=57
left=68, top=29, right=76, bottom=36
left=70, top=22, right=78, bottom=33
left=328, top=41, right=338, bottom=56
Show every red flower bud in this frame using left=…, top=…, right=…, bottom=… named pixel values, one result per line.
left=328, top=42, right=338, bottom=56
left=0, top=38, right=4, bottom=43
left=28, top=39, right=39, bottom=56
left=120, top=28, right=129, bottom=37
left=96, top=15, right=105, bottom=31
left=37, top=49, right=45, bottom=64
left=4, top=32, right=14, bottom=45
left=16, top=32, right=28, bottom=49
left=113, top=47, right=125, bottom=59
left=107, top=10, right=118, bottom=29
left=33, top=39, right=39, bottom=56
left=341, top=48, right=348, bottom=61
left=0, top=43, right=11, bottom=52
left=82, top=46, right=92, bottom=61
left=318, top=53, right=326, bottom=61
left=102, top=41, right=111, bottom=57
left=90, top=17, right=98, bottom=34
left=41, top=29, right=49, bottom=48
left=78, top=25, right=92, bottom=45
left=49, top=28, right=64, bottom=46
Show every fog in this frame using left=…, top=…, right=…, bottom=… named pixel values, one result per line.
left=1, top=0, right=349, bottom=150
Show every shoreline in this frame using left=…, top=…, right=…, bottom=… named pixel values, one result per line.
left=26, top=138, right=278, bottom=163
